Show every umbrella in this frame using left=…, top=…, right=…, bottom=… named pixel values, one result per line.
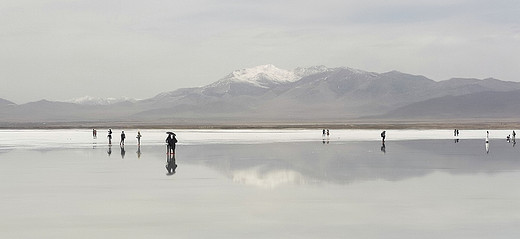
left=166, top=132, right=176, bottom=136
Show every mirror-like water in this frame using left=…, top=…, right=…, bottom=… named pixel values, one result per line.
left=1, top=129, right=519, bottom=238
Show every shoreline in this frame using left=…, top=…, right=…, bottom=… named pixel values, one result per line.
left=1, top=120, right=519, bottom=130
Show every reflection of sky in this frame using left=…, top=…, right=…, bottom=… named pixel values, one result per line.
left=2, top=132, right=520, bottom=238
left=180, top=140, right=520, bottom=187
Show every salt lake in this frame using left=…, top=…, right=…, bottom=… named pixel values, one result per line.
left=1, top=129, right=519, bottom=238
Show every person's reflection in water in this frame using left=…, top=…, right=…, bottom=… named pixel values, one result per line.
left=136, top=145, right=141, bottom=159
left=381, top=142, right=386, bottom=154
left=454, top=138, right=459, bottom=143
left=120, top=145, right=126, bottom=159
left=166, top=148, right=177, bottom=175
left=107, top=145, right=112, bottom=157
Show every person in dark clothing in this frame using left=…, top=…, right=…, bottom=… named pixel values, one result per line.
left=107, top=129, right=113, bottom=145
left=120, top=131, right=126, bottom=146
left=166, top=132, right=178, bottom=154
left=381, top=131, right=386, bottom=142
left=165, top=132, right=178, bottom=174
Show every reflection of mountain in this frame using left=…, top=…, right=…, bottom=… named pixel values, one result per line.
left=179, top=140, right=520, bottom=187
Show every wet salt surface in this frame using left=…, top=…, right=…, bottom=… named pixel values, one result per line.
left=1, top=129, right=519, bottom=238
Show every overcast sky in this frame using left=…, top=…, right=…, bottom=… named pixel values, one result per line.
left=1, top=0, right=519, bottom=103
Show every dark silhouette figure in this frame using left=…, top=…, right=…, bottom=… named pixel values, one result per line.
left=166, top=150, right=177, bottom=175
left=120, top=145, right=126, bottom=159
left=120, top=131, right=126, bottom=146
left=454, top=138, right=459, bottom=143
left=381, top=142, right=386, bottom=153
left=136, top=131, right=142, bottom=146
left=93, top=129, right=97, bottom=139
left=107, top=129, right=113, bottom=145
left=166, top=132, right=177, bottom=155
left=165, top=132, right=178, bottom=174
left=381, top=131, right=386, bottom=143
left=513, top=130, right=516, bottom=141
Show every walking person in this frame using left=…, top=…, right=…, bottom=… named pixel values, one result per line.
left=107, top=129, right=112, bottom=145
left=381, top=130, right=386, bottom=143
left=120, top=131, right=126, bottom=146
left=136, top=131, right=142, bottom=146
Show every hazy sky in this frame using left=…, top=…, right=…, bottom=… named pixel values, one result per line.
left=1, top=0, right=519, bottom=103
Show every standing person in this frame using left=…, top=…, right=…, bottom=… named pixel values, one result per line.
left=93, top=129, right=97, bottom=139
left=381, top=130, right=386, bottom=143
left=165, top=132, right=178, bottom=174
left=169, top=133, right=177, bottom=154
left=136, top=131, right=142, bottom=146
left=107, top=129, right=112, bottom=145
left=120, top=131, right=126, bottom=146
left=486, top=131, right=489, bottom=143
left=322, top=129, right=326, bottom=138
left=513, top=130, right=516, bottom=141
left=326, top=129, right=330, bottom=138
left=454, top=129, right=457, bottom=136
left=166, top=132, right=177, bottom=154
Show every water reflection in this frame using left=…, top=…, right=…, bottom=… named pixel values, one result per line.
left=107, top=145, right=112, bottom=157
left=166, top=145, right=177, bottom=175
left=120, top=145, right=126, bottom=159
left=178, top=139, right=520, bottom=187
left=136, top=145, right=141, bottom=159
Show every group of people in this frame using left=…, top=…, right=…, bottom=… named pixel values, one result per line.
left=506, top=130, right=516, bottom=143
left=322, top=129, right=330, bottom=138
left=93, top=128, right=142, bottom=146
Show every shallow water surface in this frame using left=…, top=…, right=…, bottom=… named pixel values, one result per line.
left=0, top=129, right=519, bottom=238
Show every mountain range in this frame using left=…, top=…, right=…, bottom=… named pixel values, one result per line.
left=1, top=64, right=519, bottom=125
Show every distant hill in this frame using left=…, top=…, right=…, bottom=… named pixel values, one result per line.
left=381, top=90, right=520, bottom=119
left=1, top=65, right=520, bottom=124
left=0, top=98, right=16, bottom=107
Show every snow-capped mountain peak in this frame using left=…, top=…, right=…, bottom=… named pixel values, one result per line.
left=230, top=64, right=298, bottom=83
left=209, top=64, right=298, bottom=89
left=67, top=96, right=136, bottom=105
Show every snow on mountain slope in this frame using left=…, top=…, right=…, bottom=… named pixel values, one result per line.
left=207, top=64, right=299, bottom=89
left=67, top=96, right=137, bottom=105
